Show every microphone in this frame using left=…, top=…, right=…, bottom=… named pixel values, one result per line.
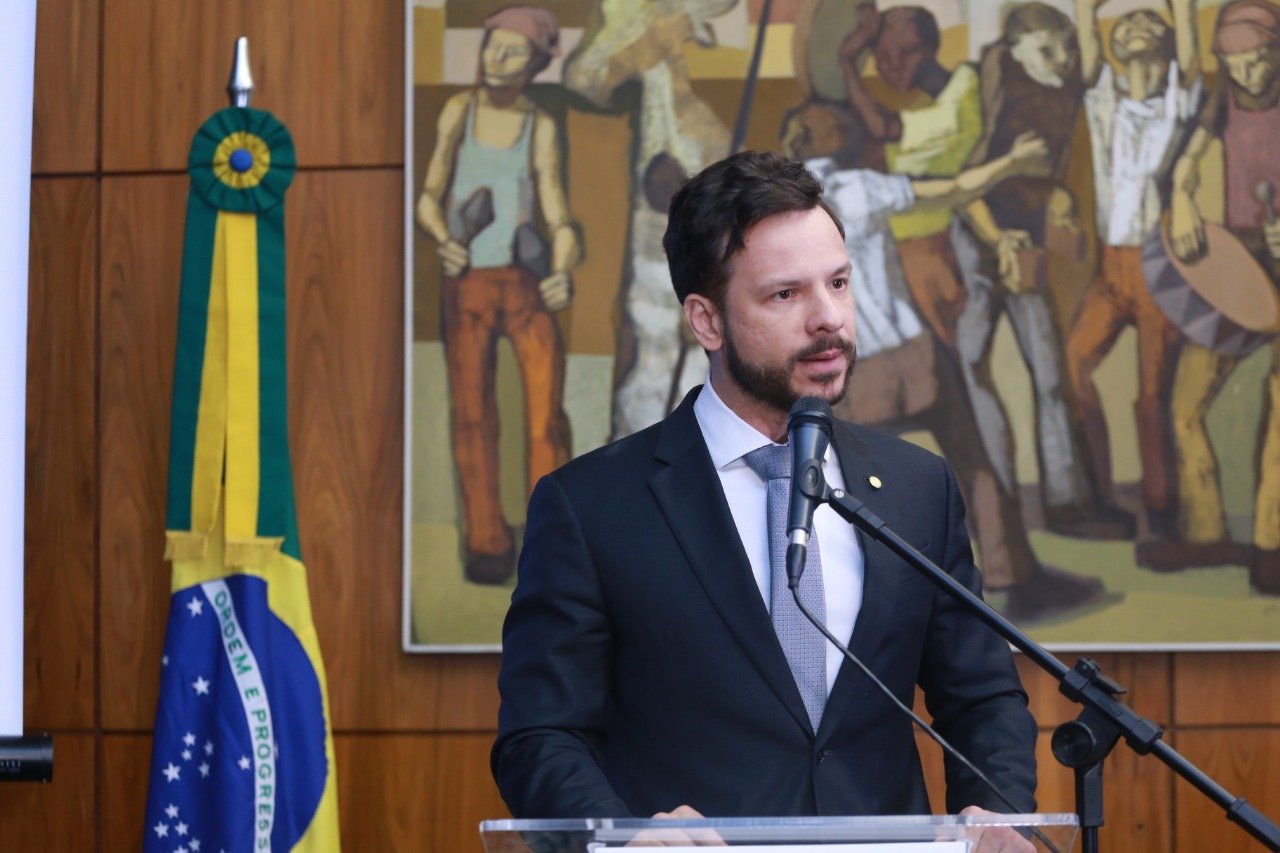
left=786, top=396, right=833, bottom=588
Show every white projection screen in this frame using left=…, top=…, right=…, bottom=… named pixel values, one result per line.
left=0, top=0, right=38, bottom=738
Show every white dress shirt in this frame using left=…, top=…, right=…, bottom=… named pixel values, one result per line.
left=804, top=158, right=924, bottom=358
left=1085, top=61, right=1202, bottom=247
left=693, top=379, right=865, bottom=695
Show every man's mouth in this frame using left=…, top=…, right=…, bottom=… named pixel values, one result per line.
left=800, top=348, right=846, bottom=366
left=793, top=338, right=853, bottom=372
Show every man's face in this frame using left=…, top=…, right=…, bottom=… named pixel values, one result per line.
left=713, top=207, right=857, bottom=415
left=780, top=103, right=861, bottom=164
left=1010, top=28, right=1078, bottom=89
left=1112, top=10, right=1171, bottom=65
left=873, top=12, right=931, bottom=92
left=1224, top=46, right=1280, bottom=99
left=482, top=28, right=537, bottom=88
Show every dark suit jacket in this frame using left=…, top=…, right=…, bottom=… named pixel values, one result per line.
left=492, top=387, right=1037, bottom=819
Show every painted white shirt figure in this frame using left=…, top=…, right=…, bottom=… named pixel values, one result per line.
left=1085, top=60, right=1202, bottom=247
left=805, top=158, right=925, bottom=358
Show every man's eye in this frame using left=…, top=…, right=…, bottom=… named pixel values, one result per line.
left=776, top=288, right=795, bottom=300
left=832, top=278, right=849, bottom=290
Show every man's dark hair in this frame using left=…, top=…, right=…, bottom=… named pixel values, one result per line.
left=881, top=6, right=942, bottom=55
left=663, top=150, right=845, bottom=305
left=1003, top=1, right=1074, bottom=43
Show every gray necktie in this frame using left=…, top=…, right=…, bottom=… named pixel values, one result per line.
left=742, top=444, right=828, bottom=732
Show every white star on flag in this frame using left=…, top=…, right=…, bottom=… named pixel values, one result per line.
left=162, top=654, right=169, bottom=667
left=176, top=821, right=189, bottom=837
left=189, top=840, right=202, bottom=851
left=198, top=762, right=210, bottom=778
left=165, top=804, right=179, bottom=819
left=181, top=748, right=192, bottom=761
left=192, top=676, right=210, bottom=695
left=187, top=597, right=204, bottom=617
left=204, top=740, right=214, bottom=756
left=163, top=763, right=181, bottom=782
left=183, top=732, right=196, bottom=746
left=153, top=822, right=169, bottom=838
left=238, top=756, right=251, bottom=770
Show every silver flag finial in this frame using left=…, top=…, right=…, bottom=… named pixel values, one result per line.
left=227, top=37, right=254, bottom=108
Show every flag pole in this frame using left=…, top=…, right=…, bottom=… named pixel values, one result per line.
left=228, top=36, right=253, bottom=108
left=144, top=35, right=340, bottom=849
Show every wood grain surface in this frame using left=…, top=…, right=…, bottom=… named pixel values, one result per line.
left=1174, top=728, right=1280, bottom=851
left=100, top=734, right=152, bottom=848
left=100, top=0, right=402, bottom=172
left=25, top=178, right=97, bottom=729
left=32, top=0, right=98, bottom=173
left=97, top=175, right=186, bottom=730
left=0, top=733, right=96, bottom=848
left=337, top=733, right=509, bottom=851
left=1173, top=652, right=1280, bottom=726
left=1016, top=652, right=1174, bottom=727
left=284, top=169, right=412, bottom=731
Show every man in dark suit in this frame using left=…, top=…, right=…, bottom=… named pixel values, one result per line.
left=492, top=151, right=1038, bottom=825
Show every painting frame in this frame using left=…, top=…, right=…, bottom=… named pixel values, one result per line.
left=402, top=0, right=1280, bottom=653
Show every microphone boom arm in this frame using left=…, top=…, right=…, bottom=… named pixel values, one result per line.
left=801, top=467, right=1280, bottom=851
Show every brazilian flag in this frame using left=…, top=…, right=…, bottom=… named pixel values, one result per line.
left=144, top=107, right=341, bottom=851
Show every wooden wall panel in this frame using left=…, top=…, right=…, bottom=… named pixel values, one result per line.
left=284, top=168, right=423, bottom=731
left=100, top=734, right=151, bottom=849
left=1174, top=728, right=1280, bottom=851
left=0, top=733, right=96, bottom=848
left=433, top=655, right=502, bottom=731
left=32, top=0, right=98, bottom=173
left=1017, top=653, right=1173, bottom=729
left=100, top=0, right=402, bottom=172
left=25, top=178, right=97, bottom=729
left=1173, top=651, right=1280, bottom=725
left=97, top=175, right=187, bottom=730
left=337, top=733, right=508, bottom=852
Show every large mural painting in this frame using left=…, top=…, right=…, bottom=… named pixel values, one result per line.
left=404, top=0, right=1280, bottom=650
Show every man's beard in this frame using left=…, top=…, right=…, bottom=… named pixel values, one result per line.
left=723, top=322, right=857, bottom=413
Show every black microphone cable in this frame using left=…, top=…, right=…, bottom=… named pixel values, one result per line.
left=790, top=584, right=1059, bottom=853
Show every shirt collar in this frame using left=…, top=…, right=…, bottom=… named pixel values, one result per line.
left=693, top=377, right=783, bottom=470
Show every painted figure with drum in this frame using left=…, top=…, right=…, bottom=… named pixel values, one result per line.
left=1146, top=0, right=1280, bottom=594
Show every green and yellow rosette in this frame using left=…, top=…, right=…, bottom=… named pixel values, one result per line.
left=165, top=107, right=299, bottom=569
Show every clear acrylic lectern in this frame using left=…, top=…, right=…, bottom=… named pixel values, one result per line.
left=480, top=814, right=1080, bottom=852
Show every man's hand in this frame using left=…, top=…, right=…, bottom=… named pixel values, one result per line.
left=625, top=805, right=726, bottom=847
left=1004, top=132, right=1051, bottom=178
left=1169, top=190, right=1206, bottom=261
left=1265, top=217, right=1280, bottom=260
left=995, top=229, right=1033, bottom=293
left=838, top=6, right=880, bottom=66
left=438, top=238, right=470, bottom=277
left=538, top=271, right=574, bottom=312
left=959, top=806, right=1035, bottom=853
left=1046, top=187, right=1079, bottom=232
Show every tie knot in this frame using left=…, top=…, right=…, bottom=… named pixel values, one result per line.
left=742, top=443, right=791, bottom=482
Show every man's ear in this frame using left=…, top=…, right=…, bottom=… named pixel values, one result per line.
left=682, top=293, right=723, bottom=352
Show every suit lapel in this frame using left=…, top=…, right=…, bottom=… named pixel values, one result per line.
left=649, top=389, right=814, bottom=737
left=815, top=420, right=902, bottom=748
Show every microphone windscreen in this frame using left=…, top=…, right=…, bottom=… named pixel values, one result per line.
left=788, top=396, right=833, bottom=433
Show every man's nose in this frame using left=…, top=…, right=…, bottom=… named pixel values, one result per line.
left=808, top=287, right=846, bottom=334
